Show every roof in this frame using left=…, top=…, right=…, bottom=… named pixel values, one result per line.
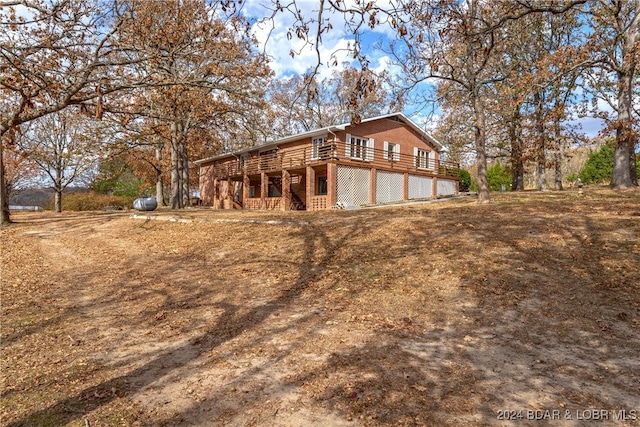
left=195, top=112, right=444, bottom=165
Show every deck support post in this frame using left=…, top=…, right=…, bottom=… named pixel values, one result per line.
left=213, top=178, right=219, bottom=209
left=242, top=173, right=249, bottom=208
left=282, top=169, right=291, bottom=211
left=403, top=172, right=409, bottom=201
left=327, top=162, right=337, bottom=208
left=432, top=175, right=437, bottom=199
left=305, top=166, right=315, bottom=209
left=369, top=168, right=376, bottom=205
left=261, top=172, right=267, bottom=210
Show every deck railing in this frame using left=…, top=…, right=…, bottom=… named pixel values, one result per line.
left=210, top=142, right=460, bottom=180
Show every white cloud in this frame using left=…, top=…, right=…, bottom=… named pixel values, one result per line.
left=242, top=0, right=399, bottom=80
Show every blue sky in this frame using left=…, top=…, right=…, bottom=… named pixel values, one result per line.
left=243, top=1, right=396, bottom=80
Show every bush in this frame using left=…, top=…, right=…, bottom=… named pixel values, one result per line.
left=469, top=164, right=511, bottom=192
left=486, top=163, right=512, bottom=191
left=470, top=163, right=511, bottom=191
left=578, top=144, right=640, bottom=185
left=47, top=191, right=136, bottom=211
left=579, top=145, right=614, bottom=184
left=565, top=173, right=578, bottom=184
left=458, top=169, right=472, bottom=192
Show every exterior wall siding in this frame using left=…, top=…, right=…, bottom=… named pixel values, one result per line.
left=334, top=117, right=439, bottom=166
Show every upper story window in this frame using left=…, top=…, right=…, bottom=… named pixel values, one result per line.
left=383, top=141, right=400, bottom=161
left=346, top=134, right=374, bottom=161
left=259, top=148, right=278, bottom=170
left=414, top=148, right=431, bottom=169
left=311, top=136, right=329, bottom=160
left=239, top=154, right=250, bottom=169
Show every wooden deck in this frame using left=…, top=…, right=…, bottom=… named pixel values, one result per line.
left=209, top=141, right=460, bottom=180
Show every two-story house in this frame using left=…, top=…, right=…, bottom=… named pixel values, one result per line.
left=196, top=113, right=460, bottom=211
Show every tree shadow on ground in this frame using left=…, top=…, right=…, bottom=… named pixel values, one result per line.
left=4, top=194, right=640, bottom=426
left=5, top=212, right=374, bottom=426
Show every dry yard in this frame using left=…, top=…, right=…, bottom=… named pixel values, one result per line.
left=1, top=188, right=639, bottom=426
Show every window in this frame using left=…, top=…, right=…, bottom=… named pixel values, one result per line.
left=317, top=176, right=328, bottom=195
left=384, top=141, right=400, bottom=161
left=415, top=148, right=431, bottom=169
left=268, top=180, right=281, bottom=197
left=312, top=136, right=328, bottom=160
left=259, top=148, right=278, bottom=170
left=240, top=154, right=250, bottom=168
left=346, top=134, right=374, bottom=161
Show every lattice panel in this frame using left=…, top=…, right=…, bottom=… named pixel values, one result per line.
left=376, top=170, right=404, bottom=204
left=437, top=179, right=456, bottom=196
left=408, top=174, right=432, bottom=199
left=337, top=165, right=370, bottom=206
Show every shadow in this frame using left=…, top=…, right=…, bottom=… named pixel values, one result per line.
left=5, top=209, right=371, bottom=426
left=4, top=192, right=640, bottom=426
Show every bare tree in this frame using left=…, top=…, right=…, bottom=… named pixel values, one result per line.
left=114, top=0, right=272, bottom=209
left=19, top=111, right=104, bottom=212
left=582, top=0, right=640, bottom=188
left=0, top=0, right=157, bottom=223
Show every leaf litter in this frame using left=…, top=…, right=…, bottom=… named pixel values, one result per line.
left=1, top=187, right=639, bottom=426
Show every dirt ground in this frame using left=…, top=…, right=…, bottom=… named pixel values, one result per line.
left=1, top=188, right=639, bottom=427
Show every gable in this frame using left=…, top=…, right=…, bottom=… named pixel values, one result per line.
left=339, top=117, right=440, bottom=152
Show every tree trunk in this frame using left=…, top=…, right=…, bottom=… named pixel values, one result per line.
left=554, top=121, right=563, bottom=190
left=181, top=141, right=190, bottom=207
left=155, top=145, right=165, bottom=206
left=156, top=172, right=165, bottom=206
left=473, top=93, right=491, bottom=203
left=170, top=141, right=181, bottom=209
left=508, top=111, right=524, bottom=191
left=630, top=142, right=638, bottom=186
left=612, top=133, right=633, bottom=188
left=54, top=190, right=62, bottom=213
left=534, top=91, right=547, bottom=191
left=512, top=157, right=524, bottom=191
left=611, top=1, right=638, bottom=189
left=554, top=149, right=563, bottom=190
left=0, top=133, right=11, bottom=225
left=170, top=122, right=182, bottom=209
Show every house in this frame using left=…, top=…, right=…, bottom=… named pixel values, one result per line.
left=196, top=113, right=460, bottom=211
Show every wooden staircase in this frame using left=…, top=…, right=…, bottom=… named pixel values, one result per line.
left=271, top=177, right=306, bottom=210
